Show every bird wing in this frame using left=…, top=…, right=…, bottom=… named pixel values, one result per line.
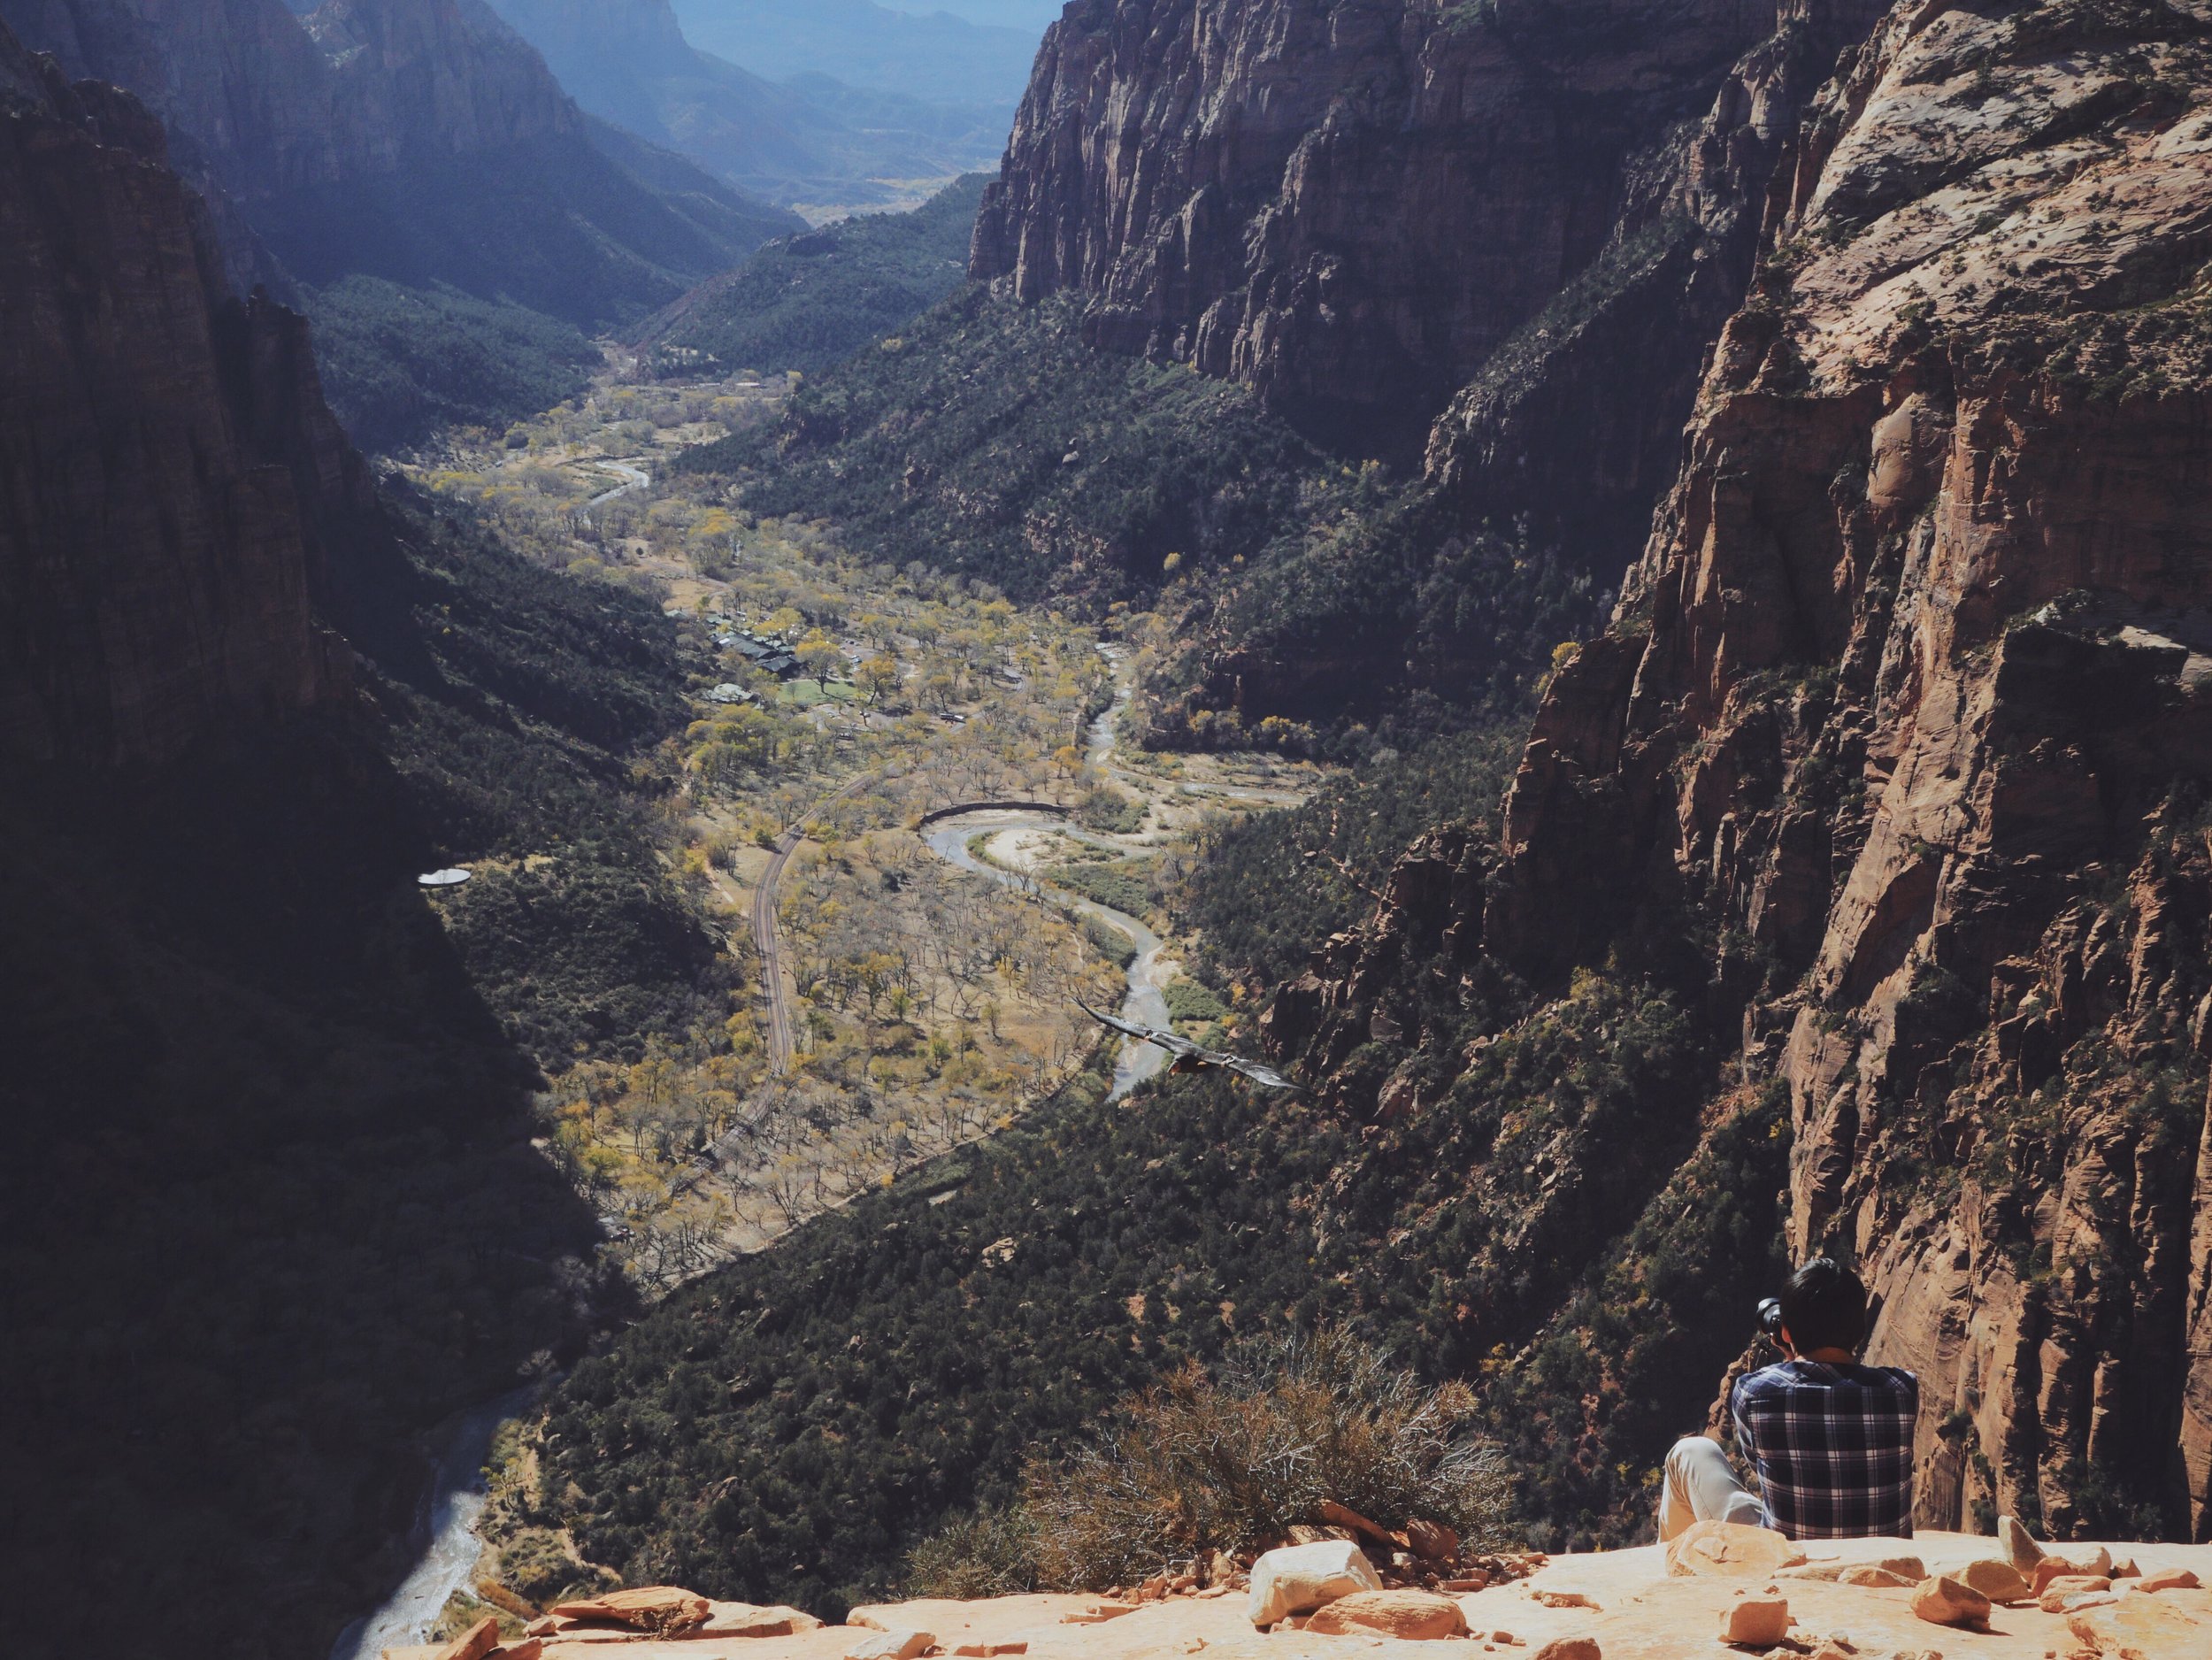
left=1077, top=1000, right=1199, bottom=1057
left=1187, top=1039, right=1302, bottom=1090
left=1219, top=1054, right=1302, bottom=1091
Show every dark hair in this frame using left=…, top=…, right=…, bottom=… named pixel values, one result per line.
left=1779, top=1257, right=1868, bottom=1355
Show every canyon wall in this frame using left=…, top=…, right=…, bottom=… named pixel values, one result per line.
left=1270, top=0, right=2212, bottom=1541
left=972, top=0, right=1878, bottom=490
left=0, top=26, right=363, bottom=765
left=971, top=0, right=1779, bottom=457
left=3, top=0, right=578, bottom=193
left=0, top=0, right=789, bottom=327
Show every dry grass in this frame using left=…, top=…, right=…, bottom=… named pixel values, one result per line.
left=919, top=1326, right=1514, bottom=1594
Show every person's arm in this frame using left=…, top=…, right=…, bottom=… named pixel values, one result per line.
left=1729, top=1375, right=1761, bottom=1486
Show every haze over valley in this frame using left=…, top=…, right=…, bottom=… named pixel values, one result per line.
left=4, top=4, right=2212, bottom=1659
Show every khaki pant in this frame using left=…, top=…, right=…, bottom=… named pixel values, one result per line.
left=1658, top=1435, right=1770, bottom=1541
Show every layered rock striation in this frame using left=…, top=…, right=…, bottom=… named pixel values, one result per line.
left=973, top=0, right=1877, bottom=479
left=1269, top=0, right=2212, bottom=1540
left=0, top=25, right=364, bottom=765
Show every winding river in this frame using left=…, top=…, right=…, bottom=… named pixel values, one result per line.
left=919, top=651, right=1174, bottom=1100
left=327, top=1387, right=536, bottom=1660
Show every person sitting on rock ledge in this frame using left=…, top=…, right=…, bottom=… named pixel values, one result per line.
left=1659, top=1258, right=1919, bottom=1541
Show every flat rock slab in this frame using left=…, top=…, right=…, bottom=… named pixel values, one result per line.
left=530, top=1538, right=2212, bottom=1660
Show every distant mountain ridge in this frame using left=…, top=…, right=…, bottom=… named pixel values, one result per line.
left=673, top=0, right=1040, bottom=108
left=0, top=0, right=803, bottom=446
left=487, top=0, right=1008, bottom=211
left=0, top=0, right=795, bottom=325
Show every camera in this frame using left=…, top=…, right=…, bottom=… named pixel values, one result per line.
left=1756, top=1297, right=1785, bottom=1340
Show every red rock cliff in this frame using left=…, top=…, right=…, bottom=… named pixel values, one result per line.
left=0, top=27, right=363, bottom=765
left=972, top=0, right=1865, bottom=462
left=1270, top=0, right=2212, bottom=1541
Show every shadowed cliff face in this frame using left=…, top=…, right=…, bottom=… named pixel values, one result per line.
left=972, top=0, right=1851, bottom=461
left=4, top=0, right=576, bottom=194
left=0, top=0, right=795, bottom=331
left=1267, top=0, right=2212, bottom=1541
left=0, top=36, right=360, bottom=765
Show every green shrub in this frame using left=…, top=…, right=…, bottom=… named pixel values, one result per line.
left=1082, top=915, right=1139, bottom=970
left=1048, top=862, right=1151, bottom=917
left=1163, top=978, right=1229, bottom=1027
left=905, top=1506, right=1041, bottom=1599
left=498, top=1526, right=615, bottom=1606
left=1075, top=788, right=1147, bottom=834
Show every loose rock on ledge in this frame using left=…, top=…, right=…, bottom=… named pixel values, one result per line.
left=1246, top=1540, right=1383, bottom=1626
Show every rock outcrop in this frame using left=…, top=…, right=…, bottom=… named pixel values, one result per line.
left=973, top=0, right=1797, bottom=459
left=0, top=24, right=360, bottom=765
left=974, top=0, right=1890, bottom=526
left=1421, top=0, right=1890, bottom=557
left=1267, top=0, right=2212, bottom=1541
left=396, top=1534, right=2212, bottom=1660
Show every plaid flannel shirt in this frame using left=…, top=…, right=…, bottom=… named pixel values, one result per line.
left=1730, top=1359, right=1919, bottom=1539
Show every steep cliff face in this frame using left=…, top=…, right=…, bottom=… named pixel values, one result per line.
left=972, top=0, right=1838, bottom=458
left=1269, top=0, right=2212, bottom=1541
left=1420, top=0, right=1888, bottom=557
left=304, top=0, right=579, bottom=165
left=0, top=0, right=792, bottom=328
left=0, top=30, right=359, bottom=765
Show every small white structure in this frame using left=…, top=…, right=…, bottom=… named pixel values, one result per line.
left=705, top=682, right=753, bottom=704
left=418, top=868, right=472, bottom=888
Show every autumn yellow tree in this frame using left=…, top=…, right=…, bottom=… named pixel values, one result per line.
left=795, top=628, right=840, bottom=689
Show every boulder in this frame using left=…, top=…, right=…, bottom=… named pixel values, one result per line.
left=1909, top=1575, right=1992, bottom=1630
left=1955, top=1558, right=2032, bottom=1603
left=1718, top=1594, right=1791, bottom=1646
left=2034, top=1554, right=2116, bottom=1595
left=1061, top=1602, right=1138, bottom=1624
left=2001, top=1515, right=2046, bottom=1572
left=488, top=1645, right=541, bottom=1660
left=1532, top=1591, right=1600, bottom=1610
left=1318, top=1500, right=1400, bottom=1548
left=1839, top=1566, right=1916, bottom=1587
left=953, top=1644, right=1027, bottom=1657
left=1304, top=1590, right=1468, bottom=1640
left=2136, top=1566, right=2202, bottom=1594
left=1245, top=1539, right=1382, bottom=1625
left=549, top=1588, right=710, bottom=1633
left=2069, top=1595, right=2208, bottom=1654
left=2038, top=1575, right=2113, bottom=1612
left=1529, top=1641, right=1600, bottom=1660
left=434, top=1618, right=503, bottom=1660
left=1664, top=1521, right=1807, bottom=1578
left=1406, top=1518, right=1460, bottom=1562
left=699, top=1602, right=823, bottom=1637
left=843, top=1630, right=933, bottom=1660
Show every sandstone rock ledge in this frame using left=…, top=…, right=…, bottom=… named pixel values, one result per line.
left=389, top=1534, right=2212, bottom=1660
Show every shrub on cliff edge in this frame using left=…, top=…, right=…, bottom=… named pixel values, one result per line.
left=1016, top=1326, right=1513, bottom=1590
